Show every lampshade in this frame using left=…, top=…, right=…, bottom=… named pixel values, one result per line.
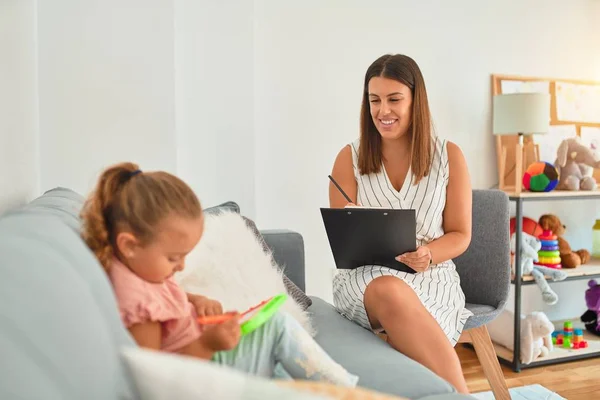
left=493, top=93, right=550, bottom=135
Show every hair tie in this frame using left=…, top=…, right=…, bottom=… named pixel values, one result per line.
left=129, top=169, right=142, bottom=177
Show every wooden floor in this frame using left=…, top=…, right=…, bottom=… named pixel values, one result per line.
left=457, top=346, right=600, bottom=399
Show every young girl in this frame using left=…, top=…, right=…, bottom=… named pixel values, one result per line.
left=80, top=162, right=358, bottom=387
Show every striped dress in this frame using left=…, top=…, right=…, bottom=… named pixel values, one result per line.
left=332, top=136, right=472, bottom=346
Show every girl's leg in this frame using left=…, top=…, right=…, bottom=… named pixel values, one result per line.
left=363, top=276, right=469, bottom=394
left=212, top=311, right=358, bottom=387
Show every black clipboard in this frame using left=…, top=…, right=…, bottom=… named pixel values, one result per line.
left=320, top=207, right=417, bottom=274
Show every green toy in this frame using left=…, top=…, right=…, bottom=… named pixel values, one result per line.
left=197, top=293, right=288, bottom=336
left=239, top=293, right=288, bottom=335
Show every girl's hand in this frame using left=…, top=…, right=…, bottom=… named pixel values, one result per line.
left=199, top=313, right=241, bottom=352
left=188, top=294, right=223, bottom=317
left=396, top=246, right=432, bottom=273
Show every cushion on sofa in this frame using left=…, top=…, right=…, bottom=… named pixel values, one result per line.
left=200, top=201, right=312, bottom=310
left=120, top=347, right=327, bottom=400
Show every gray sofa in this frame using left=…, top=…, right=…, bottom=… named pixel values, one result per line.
left=0, top=187, right=483, bottom=400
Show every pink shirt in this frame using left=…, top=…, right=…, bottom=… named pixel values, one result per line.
left=108, top=259, right=202, bottom=352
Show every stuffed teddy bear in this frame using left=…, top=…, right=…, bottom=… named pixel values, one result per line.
left=555, top=136, right=600, bottom=191
left=580, top=279, right=600, bottom=337
left=487, top=309, right=554, bottom=364
left=511, top=231, right=567, bottom=305
left=538, top=214, right=590, bottom=268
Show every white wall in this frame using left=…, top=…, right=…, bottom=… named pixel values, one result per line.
left=2, top=0, right=599, bottom=320
left=175, top=0, right=255, bottom=216
left=37, top=0, right=177, bottom=196
left=0, top=0, right=39, bottom=214
left=253, top=0, right=600, bottom=308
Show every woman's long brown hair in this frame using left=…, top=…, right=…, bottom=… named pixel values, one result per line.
left=359, top=54, right=433, bottom=185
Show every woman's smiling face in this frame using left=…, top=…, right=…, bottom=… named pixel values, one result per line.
left=368, top=76, right=413, bottom=140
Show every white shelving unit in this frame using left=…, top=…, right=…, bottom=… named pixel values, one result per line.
left=503, top=189, right=600, bottom=372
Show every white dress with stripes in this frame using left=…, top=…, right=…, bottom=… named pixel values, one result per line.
left=332, top=136, right=472, bottom=346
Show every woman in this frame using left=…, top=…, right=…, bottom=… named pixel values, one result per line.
left=329, top=54, right=471, bottom=394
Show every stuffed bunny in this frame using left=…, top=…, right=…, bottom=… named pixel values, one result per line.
left=555, top=136, right=600, bottom=191
left=511, top=231, right=567, bottom=305
left=487, top=309, right=554, bottom=364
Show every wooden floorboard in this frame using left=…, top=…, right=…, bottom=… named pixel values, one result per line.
left=457, top=346, right=600, bottom=399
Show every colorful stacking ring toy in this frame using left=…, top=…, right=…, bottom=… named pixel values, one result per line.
left=535, top=230, right=561, bottom=268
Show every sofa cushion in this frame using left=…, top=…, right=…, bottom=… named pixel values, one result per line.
left=308, top=297, right=457, bottom=399
left=201, top=201, right=312, bottom=310
left=120, top=347, right=323, bottom=400
left=204, top=201, right=241, bottom=215
left=0, top=211, right=138, bottom=400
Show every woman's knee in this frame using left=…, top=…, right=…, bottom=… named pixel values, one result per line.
left=364, top=276, right=421, bottom=322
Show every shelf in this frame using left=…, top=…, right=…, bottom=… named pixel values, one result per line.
left=495, top=318, right=600, bottom=368
left=513, top=257, right=600, bottom=285
left=504, top=189, right=600, bottom=201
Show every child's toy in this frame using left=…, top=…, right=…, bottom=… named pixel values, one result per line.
left=511, top=231, right=567, bottom=305
left=522, top=161, right=559, bottom=192
left=510, top=216, right=544, bottom=238
left=539, top=214, right=590, bottom=268
left=580, top=279, right=600, bottom=336
left=487, top=309, right=554, bottom=364
left=552, top=321, right=589, bottom=349
left=535, top=230, right=562, bottom=269
left=554, top=136, right=600, bottom=191
left=573, top=329, right=589, bottom=349
left=197, top=293, right=288, bottom=336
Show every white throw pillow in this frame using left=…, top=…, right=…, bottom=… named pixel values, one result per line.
left=175, top=211, right=315, bottom=336
left=120, top=347, right=331, bottom=400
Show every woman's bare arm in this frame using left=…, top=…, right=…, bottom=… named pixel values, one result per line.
left=329, top=145, right=358, bottom=208
left=423, top=141, right=472, bottom=264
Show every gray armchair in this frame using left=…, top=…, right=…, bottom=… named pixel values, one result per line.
left=453, top=190, right=511, bottom=400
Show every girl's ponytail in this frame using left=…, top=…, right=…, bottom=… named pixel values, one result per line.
left=80, top=162, right=140, bottom=270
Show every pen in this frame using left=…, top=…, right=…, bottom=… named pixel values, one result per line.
left=328, top=175, right=353, bottom=204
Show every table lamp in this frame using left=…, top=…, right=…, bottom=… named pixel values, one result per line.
left=493, top=92, right=550, bottom=194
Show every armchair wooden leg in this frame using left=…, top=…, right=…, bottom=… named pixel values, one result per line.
left=463, top=326, right=511, bottom=400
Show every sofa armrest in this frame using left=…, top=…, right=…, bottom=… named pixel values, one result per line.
left=260, top=229, right=306, bottom=292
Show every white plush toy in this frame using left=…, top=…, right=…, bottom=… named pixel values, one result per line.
left=487, top=309, right=554, bottom=364
left=511, top=231, right=568, bottom=305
